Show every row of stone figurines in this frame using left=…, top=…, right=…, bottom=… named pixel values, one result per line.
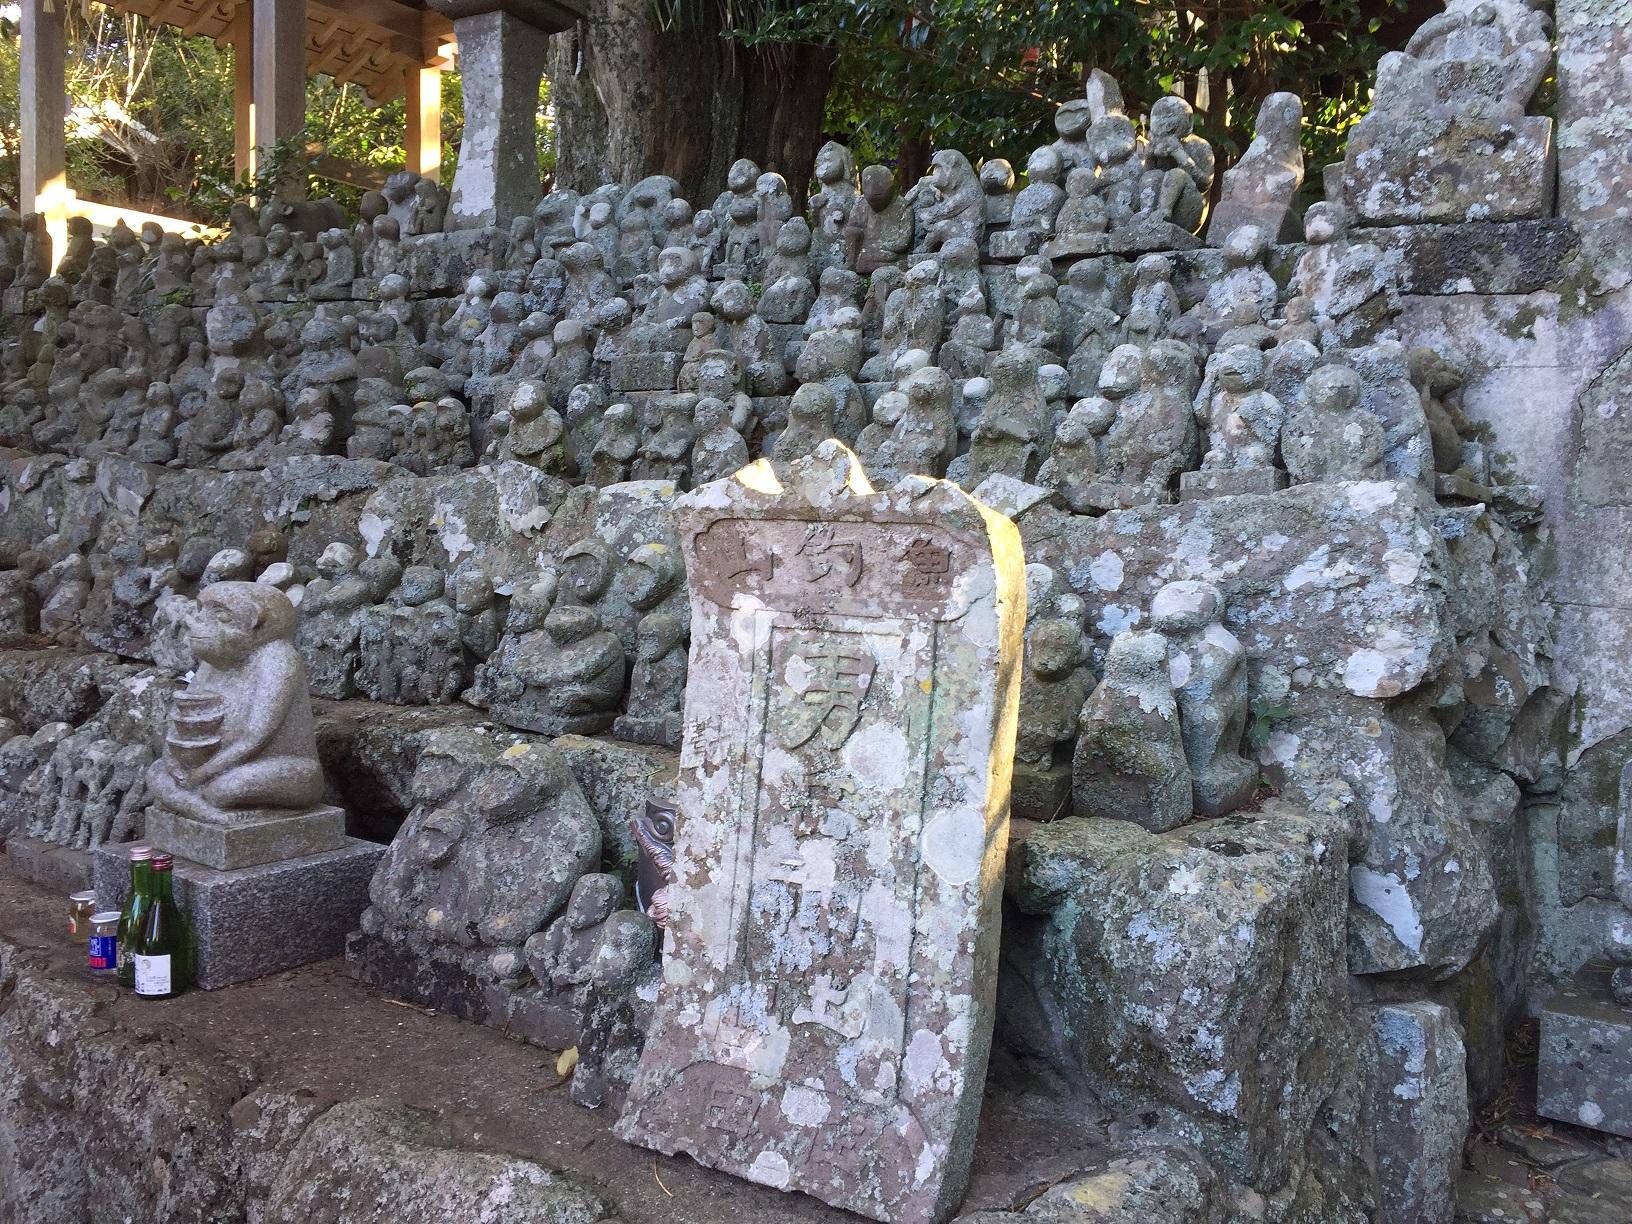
left=1019, top=574, right=1261, bottom=829
left=3, top=530, right=292, bottom=658
left=294, top=537, right=688, bottom=749
left=6, top=718, right=153, bottom=851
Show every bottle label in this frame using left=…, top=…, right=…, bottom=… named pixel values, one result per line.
left=88, top=935, right=118, bottom=971
left=134, top=953, right=173, bottom=996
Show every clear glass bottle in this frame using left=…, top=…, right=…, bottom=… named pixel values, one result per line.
left=132, top=853, right=188, bottom=1000
left=68, top=890, right=97, bottom=942
left=116, top=844, right=154, bottom=988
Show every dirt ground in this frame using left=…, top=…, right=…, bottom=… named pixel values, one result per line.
left=0, top=865, right=1110, bottom=1224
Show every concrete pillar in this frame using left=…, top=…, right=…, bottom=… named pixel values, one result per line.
left=253, top=0, right=308, bottom=199
left=19, top=0, right=68, bottom=218
left=405, top=66, right=443, bottom=182
left=232, top=6, right=256, bottom=183
left=1555, top=0, right=1632, bottom=225
left=447, top=11, right=548, bottom=229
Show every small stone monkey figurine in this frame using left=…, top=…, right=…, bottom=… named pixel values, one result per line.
left=145, top=582, right=324, bottom=824
left=629, top=799, right=676, bottom=928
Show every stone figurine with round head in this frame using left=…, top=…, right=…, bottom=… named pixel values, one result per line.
left=146, top=582, right=324, bottom=825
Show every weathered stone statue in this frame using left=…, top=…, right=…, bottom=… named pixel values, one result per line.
left=1282, top=363, right=1387, bottom=484
left=1191, top=344, right=1287, bottom=494
left=844, top=165, right=914, bottom=275
left=979, top=157, right=1016, bottom=227
left=1150, top=580, right=1256, bottom=818
left=524, top=870, right=660, bottom=1109
left=1340, top=0, right=1555, bottom=223
left=865, top=258, right=944, bottom=380
left=1089, top=341, right=1196, bottom=507
left=965, top=346, right=1050, bottom=486
left=876, top=364, right=958, bottom=482
left=1072, top=627, right=1192, bottom=832
left=493, top=605, right=625, bottom=736
left=689, top=395, right=750, bottom=484
left=613, top=608, right=688, bottom=749
left=792, top=325, right=866, bottom=443
left=773, top=382, right=838, bottom=467
left=758, top=218, right=817, bottom=324
left=912, top=149, right=985, bottom=251
left=490, top=380, right=567, bottom=472
left=1014, top=614, right=1092, bottom=821
left=1141, top=94, right=1215, bottom=234
left=145, top=582, right=341, bottom=868
left=587, top=402, right=641, bottom=487
left=1207, top=93, right=1305, bottom=244
left=355, top=728, right=600, bottom=999
left=807, top=140, right=859, bottom=275
left=996, top=147, right=1067, bottom=258
left=633, top=398, right=695, bottom=486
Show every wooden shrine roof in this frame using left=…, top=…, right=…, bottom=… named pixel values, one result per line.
left=109, top=0, right=455, bottom=103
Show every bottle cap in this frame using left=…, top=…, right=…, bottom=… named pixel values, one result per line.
left=70, top=890, right=97, bottom=903
left=90, top=911, right=123, bottom=924
left=127, top=843, right=154, bottom=860
left=151, top=853, right=175, bottom=870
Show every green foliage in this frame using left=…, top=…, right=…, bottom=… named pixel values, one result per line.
left=1247, top=695, right=1294, bottom=750
left=188, top=127, right=314, bottom=220
left=730, top=0, right=1410, bottom=185
left=0, top=9, right=491, bottom=224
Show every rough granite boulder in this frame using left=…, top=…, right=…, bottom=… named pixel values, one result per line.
left=1016, top=479, right=1450, bottom=697
left=258, top=1097, right=616, bottom=1224
left=954, top=1145, right=1226, bottom=1223
left=1001, top=802, right=1366, bottom=1207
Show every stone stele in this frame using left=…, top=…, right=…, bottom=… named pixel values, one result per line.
left=615, top=440, right=1025, bottom=1224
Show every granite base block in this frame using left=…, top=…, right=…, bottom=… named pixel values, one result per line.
left=1012, top=760, right=1073, bottom=823
left=92, top=838, right=384, bottom=990
left=3, top=835, right=93, bottom=892
left=1537, top=961, right=1632, bottom=1139
left=146, top=804, right=348, bottom=870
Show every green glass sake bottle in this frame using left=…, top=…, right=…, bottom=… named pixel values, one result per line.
left=116, top=844, right=154, bottom=988
left=132, top=854, right=190, bottom=1000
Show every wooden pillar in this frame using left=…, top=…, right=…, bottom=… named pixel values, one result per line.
left=253, top=0, right=307, bottom=199
left=19, top=0, right=68, bottom=219
left=232, top=5, right=256, bottom=183
left=405, top=66, right=443, bottom=183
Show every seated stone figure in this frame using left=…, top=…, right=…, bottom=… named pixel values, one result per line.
left=1150, top=580, right=1257, bottom=818
left=145, top=582, right=324, bottom=826
left=1072, top=627, right=1192, bottom=832
left=489, top=605, right=625, bottom=735
left=357, top=727, right=600, bottom=986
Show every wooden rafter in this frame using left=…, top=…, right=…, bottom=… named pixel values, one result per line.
left=102, top=0, right=453, bottom=103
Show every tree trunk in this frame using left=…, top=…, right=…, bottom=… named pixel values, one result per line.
left=547, top=0, right=837, bottom=208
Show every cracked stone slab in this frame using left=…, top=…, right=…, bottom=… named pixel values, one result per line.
left=616, top=442, right=1026, bottom=1224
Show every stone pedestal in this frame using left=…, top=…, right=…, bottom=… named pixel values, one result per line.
left=146, top=804, right=347, bottom=871
left=347, top=928, right=576, bottom=1049
left=1342, top=114, right=1555, bottom=226
left=92, top=838, right=384, bottom=990
left=1011, top=760, right=1073, bottom=823
left=1538, top=961, right=1632, bottom=1138
left=3, top=835, right=92, bottom=892
left=609, top=353, right=681, bottom=393
left=445, top=11, right=551, bottom=230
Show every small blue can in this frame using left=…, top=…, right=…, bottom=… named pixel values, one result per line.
left=88, top=912, right=121, bottom=973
